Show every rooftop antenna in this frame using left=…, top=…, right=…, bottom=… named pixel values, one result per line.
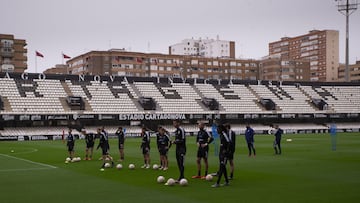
left=335, top=0, right=359, bottom=82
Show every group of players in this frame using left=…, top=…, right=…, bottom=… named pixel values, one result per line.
left=66, top=121, right=284, bottom=187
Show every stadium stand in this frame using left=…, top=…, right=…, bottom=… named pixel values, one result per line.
left=1, top=73, right=360, bottom=138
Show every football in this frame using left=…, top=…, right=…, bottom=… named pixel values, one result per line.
left=104, top=163, right=111, bottom=168
left=152, top=164, right=159, bottom=170
left=116, top=164, right=123, bottom=169
left=65, top=157, right=71, bottom=162
left=128, top=163, right=135, bottom=169
left=179, top=178, right=188, bottom=186
left=165, top=178, right=175, bottom=186
left=157, top=176, right=165, bottom=183
left=205, top=174, right=213, bottom=181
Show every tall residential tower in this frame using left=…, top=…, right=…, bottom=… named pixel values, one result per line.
left=269, top=30, right=339, bottom=82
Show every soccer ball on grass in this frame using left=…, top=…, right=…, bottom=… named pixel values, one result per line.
left=157, top=176, right=165, bottom=183
left=179, top=178, right=188, bottom=186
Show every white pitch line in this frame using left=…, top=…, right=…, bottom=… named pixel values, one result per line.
left=12, top=148, right=38, bottom=155
left=0, top=153, right=57, bottom=169
left=0, top=168, right=54, bottom=172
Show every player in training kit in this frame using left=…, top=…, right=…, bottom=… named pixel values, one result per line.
left=225, top=124, right=236, bottom=180
left=245, top=124, right=256, bottom=157
left=82, top=129, right=95, bottom=160
left=97, top=128, right=113, bottom=168
left=115, top=127, right=125, bottom=162
left=66, top=128, right=75, bottom=160
left=140, top=127, right=151, bottom=169
left=193, top=122, right=214, bottom=179
left=212, top=124, right=231, bottom=187
left=172, top=120, right=186, bottom=182
left=273, top=125, right=283, bottom=155
left=157, top=126, right=171, bottom=170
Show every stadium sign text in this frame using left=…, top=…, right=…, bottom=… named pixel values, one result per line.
left=119, top=113, right=186, bottom=121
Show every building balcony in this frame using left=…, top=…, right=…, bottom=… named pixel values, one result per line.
left=0, top=48, right=14, bottom=57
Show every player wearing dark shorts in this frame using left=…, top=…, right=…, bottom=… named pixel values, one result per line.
left=115, top=127, right=125, bottom=162
left=97, top=128, right=113, bottom=168
left=157, top=127, right=171, bottom=170
left=212, top=124, right=231, bottom=188
left=140, top=127, right=151, bottom=169
left=82, top=129, right=95, bottom=160
left=172, top=120, right=186, bottom=182
left=225, top=124, right=236, bottom=179
left=193, top=122, right=214, bottom=179
left=245, top=124, right=256, bottom=157
left=66, top=128, right=75, bottom=159
left=273, top=125, right=283, bottom=155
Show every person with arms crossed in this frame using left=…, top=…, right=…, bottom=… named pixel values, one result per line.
left=82, top=129, right=95, bottom=160
left=273, top=125, right=283, bottom=155
left=115, top=127, right=125, bottom=162
left=140, top=127, right=151, bottom=169
left=245, top=123, right=256, bottom=157
left=157, top=126, right=171, bottom=170
left=66, top=128, right=75, bottom=160
left=172, top=120, right=186, bottom=182
left=192, top=122, right=214, bottom=179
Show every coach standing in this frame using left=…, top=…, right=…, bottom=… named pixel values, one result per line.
left=273, top=125, right=283, bottom=155
left=66, top=128, right=75, bottom=160
left=172, top=120, right=186, bottom=182
left=116, top=127, right=125, bottom=162
left=245, top=124, right=256, bottom=157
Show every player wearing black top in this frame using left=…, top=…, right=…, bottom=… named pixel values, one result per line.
left=66, top=128, right=75, bottom=159
left=157, top=127, right=171, bottom=170
left=172, top=120, right=186, bottom=181
left=212, top=124, right=231, bottom=187
left=245, top=124, right=256, bottom=157
left=97, top=128, right=113, bottom=168
left=140, top=127, right=151, bottom=169
left=115, top=127, right=125, bottom=162
left=192, top=122, right=214, bottom=179
left=273, top=125, right=283, bottom=155
left=225, top=124, right=236, bottom=180
left=82, top=129, right=95, bottom=160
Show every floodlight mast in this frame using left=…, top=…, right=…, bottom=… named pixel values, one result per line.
left=336, top=0, right=359, bottom=82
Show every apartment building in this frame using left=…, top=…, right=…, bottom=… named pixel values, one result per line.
left=65, top=49, right=258, bottom=80
left=338, top=61, right=360, bottom=82
left=259, top=56, right=310, bottom=81
left=0, top=34, right=27, bottom=73
left=269, top=30, right=339, bottom=82
left=169, top=36, right=235, bottom=58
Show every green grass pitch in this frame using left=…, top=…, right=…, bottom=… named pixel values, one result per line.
left=0, top=133, right=359, bottom=203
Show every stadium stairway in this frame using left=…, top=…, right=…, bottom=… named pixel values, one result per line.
left=246, top=85, right=275, bottom=112
left=61, top=81, right=72, bottom=96
left=1, top=96, right=12, bottom=112
left=59, top=97, right=72, bottom=112
left=190, top=85, right=214, bottom=112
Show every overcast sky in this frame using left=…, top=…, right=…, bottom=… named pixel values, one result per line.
left=1, top=0, right=359, bottom=73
